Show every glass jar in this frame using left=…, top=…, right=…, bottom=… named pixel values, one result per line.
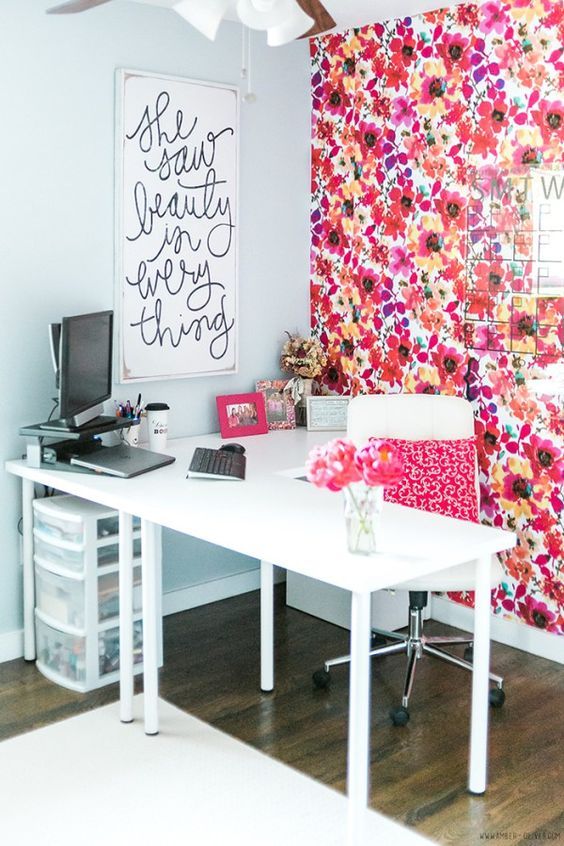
left=343, top=483, right=384, bottom=555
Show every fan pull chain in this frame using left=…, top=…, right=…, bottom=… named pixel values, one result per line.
left=241, top=25, right=257, bottom=104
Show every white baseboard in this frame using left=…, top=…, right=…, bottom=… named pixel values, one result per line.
left=430, top=595, right=563, bottom=665
left=162, top=566, right=286, bottom=616
left=162, top=569, right=261, bottom=616
left=0, top=629, right=24, bottom=664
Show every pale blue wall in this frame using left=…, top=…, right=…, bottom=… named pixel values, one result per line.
left=0, top=1, right=310, bottom=636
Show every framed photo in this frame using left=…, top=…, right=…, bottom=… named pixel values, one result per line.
left=306, top=395, right=351, bottom=432
left=216, top=392, right=268, bottom=438
left=256, top=380, right=296, bottom=430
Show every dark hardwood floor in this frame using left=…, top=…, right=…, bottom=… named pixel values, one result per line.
left=1, top=585, right=562, bottom=845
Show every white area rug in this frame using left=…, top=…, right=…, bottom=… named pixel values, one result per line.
left=0, top=697, right=433, bottom=846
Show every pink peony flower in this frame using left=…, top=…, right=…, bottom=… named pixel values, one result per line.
left=306, top=438, right=361, bottom=491
left=355, top=440, right=404, bottom=487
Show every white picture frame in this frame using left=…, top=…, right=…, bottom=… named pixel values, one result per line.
left=306, top=396, right=351, bottom=431
left=115, top=69, right=239, bottom=382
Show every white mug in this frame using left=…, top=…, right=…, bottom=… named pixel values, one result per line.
left=146, top=403, right=169, bottom=452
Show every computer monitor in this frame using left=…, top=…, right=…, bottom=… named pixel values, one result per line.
left=49, top=310, right=113, bottom=428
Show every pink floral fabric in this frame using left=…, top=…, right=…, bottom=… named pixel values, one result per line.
left=383, top=438, right=480, bottom=522
left=310, top=0, right=563, bottom=634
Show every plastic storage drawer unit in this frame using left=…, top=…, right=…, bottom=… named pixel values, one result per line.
left=34, top=531, right=85, bottom=574
left=33, top=499, right=85, bottom=544
left=35, top=566, right=85, bottom=629
left=99, top=619, right=144, bottom=676
left=35, top=612, right=86, bottom=689
left=98, top=566, right=142, bottom=623
left=32, top=494, right=160, bottom=692
left=97, top=537, right=142, bottom=568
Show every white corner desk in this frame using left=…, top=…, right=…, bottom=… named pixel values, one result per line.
left=6, top=430, right=516, bottom=843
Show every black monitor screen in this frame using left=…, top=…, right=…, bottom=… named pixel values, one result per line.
left=59, top=310, right=113, bottom=421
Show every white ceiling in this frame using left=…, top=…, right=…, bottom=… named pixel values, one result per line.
left=126, top=0, right=466, bottom=33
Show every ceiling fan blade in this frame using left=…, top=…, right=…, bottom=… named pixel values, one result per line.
left=46, top=0, right=113, bottom=13
left=295, top=0, right=336, bottom=37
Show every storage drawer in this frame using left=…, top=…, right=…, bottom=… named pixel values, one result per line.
left=33, top=502, right=84, bottom=544
left=34, top=531, right=84, bottom=574
left=35, top=566, right=84, bottom=630
left=97, top=537, right=142, bottom=568
left=97, top=515, right=119, bottom=538
left=99, top=619, right=143, bottom=676
left=98, top=566, right=142, bottom=623
left=97, top=514, right=141, bottom=539
left=35, top=614, right=86, bottom=685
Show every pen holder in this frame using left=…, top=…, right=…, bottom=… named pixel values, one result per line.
left=122, top=423, right=140, bottom=447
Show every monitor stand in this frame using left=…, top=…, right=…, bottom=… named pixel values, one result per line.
left=21, top=416, right=137, bottom=440
left=20, top=417, right=139, bottom=470
left=38, top=415, right=120, bottom=434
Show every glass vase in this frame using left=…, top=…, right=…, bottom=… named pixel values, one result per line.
left=343, top=483, right=384, bottom=555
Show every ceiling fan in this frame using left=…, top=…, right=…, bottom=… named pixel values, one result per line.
left=45, top=0, right=336, bottom=44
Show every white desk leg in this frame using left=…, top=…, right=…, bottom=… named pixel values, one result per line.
left=260, top=561, right=274, bottom=692
left=347, top=590, right=371, bottom=845
left=141, top=519, right=160, bottom=735
left=469, top=555, right=492, bottom=794
left=22, top=479, right=36, bottom=661
left=119, top=512, right=134, bottom=724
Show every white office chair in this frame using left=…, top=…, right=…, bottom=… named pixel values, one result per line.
left=312, top=393, right=505, bottom=725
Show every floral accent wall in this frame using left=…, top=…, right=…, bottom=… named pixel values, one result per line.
left=310, top=1, right=563, bottom=634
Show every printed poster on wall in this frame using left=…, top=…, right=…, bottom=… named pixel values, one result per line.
left=116, top=70, right=238, bottom=382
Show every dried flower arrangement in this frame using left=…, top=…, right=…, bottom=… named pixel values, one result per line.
left=280, top=333, right=327, bottom=379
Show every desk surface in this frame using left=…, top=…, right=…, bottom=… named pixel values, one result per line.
left=7, top=430, right=516, bottom=594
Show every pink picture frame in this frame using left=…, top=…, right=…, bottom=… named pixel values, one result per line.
left=256, top=379, right=296, bottom=430
left=216, top=392, right=269, bottom=438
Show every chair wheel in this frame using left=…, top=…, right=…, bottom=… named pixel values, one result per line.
left=464, top=645, right=474, bottom=662
left=370, top=632, right=388, bottom=648
left=312, top=669, right=330, bottom=689
left=390, top=706, right=409, bottom=726
left=489, top=687, right=505, bottom=708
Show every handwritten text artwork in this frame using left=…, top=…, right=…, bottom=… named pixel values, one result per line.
left=118, top=72, right=238, bottom=381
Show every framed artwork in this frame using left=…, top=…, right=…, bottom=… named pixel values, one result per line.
left=256, top=380, right=296, bottom=430
left=306, top=395, right=351, bottom=431
left=115, top=69, right=239, bottom=382
left=216, top=392, right=268, bottom=438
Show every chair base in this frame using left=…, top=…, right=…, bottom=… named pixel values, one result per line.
left=314, top=601, right=504, bottom=723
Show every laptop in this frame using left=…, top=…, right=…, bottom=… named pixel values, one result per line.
left=69, top=444, right=175, bottom=478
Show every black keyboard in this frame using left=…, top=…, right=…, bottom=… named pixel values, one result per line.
left=187, top=447, right=246, bottom=481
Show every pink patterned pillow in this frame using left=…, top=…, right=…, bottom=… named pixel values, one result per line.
left=383, top=438, right=479, bottom=522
